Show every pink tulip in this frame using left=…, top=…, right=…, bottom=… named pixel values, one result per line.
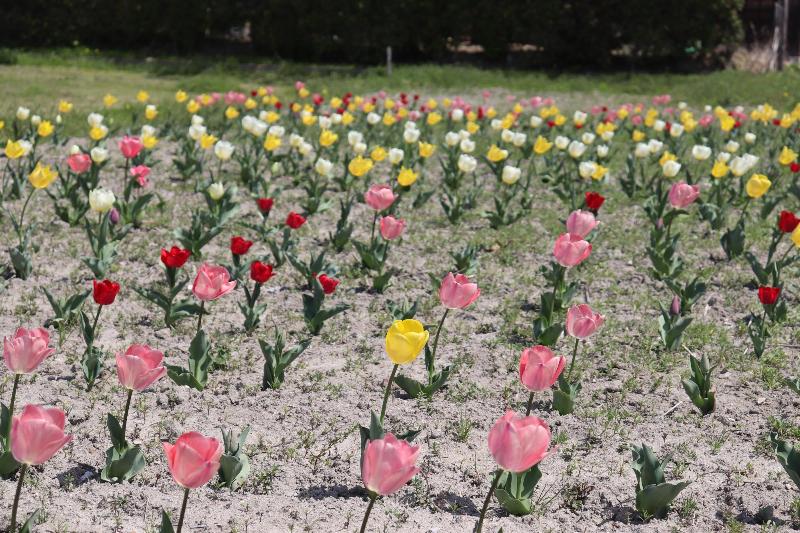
left=519, top=346, right=566, bottom=391
left=487, top=411, right=552, bottom=473
left=361, top=433, right=420, bottom=496
left=698, top=114, right=714, bottom=127
left=118, top=136, right=143, bottom=159
left=364, top=184, right=396, bottom=211
left=10, top=405, right=72, bottom=465
left=439, top=272, right=480, bottom=309
left=553, top=233, right=592, bottom=267
left=668, top=182, right=700, bottom=209
left=163, top=431, right=223, bottom=489
left=67, top=153, right=92, bottom=174
left=565, top=210, right=598, bottom=238
left=130, top=165, right=151, bottom=187
left=116, top=344, right=167, bottom=391
left=380, top=216, right=406, bottom=240
left=192, top=263, right=236, bottom=301
left=565, top=304, right=604, bottom=339
left=3, top=327, right=55, bottom=374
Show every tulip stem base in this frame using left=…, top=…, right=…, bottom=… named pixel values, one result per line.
left=565, top=338, right=580, bottom=381
left=359, top=494, right=377, bottom=533
left=476, top=469, right=502, bottom=533
left=9, top=463, right=27, bottom=532
left=379, top=364, right=399, bottom=424
left=175, top=487, right=190, bottom=533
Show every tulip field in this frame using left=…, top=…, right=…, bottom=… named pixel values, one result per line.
left=1, top=66, right=800, bottom=533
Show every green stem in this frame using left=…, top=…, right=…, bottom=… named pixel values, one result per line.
left=86, top=304, right=103, bottom=356
left=475, top=469, right=502, bottom=533
left=8, top=373, right=21, bottom=423
left=175, top=487, right=190, bottom=533
left=16, top=187, right=36, bottom=247
left=9, top=463, right=27, bottom=532
left=120, top=389, right=133, bottom=440
left=359, top=494, right=377, bottom=533
left=525, top=391, right=535, bottom=416
left=196, top=301, right=205, bottom=335
left=369, top=211, right=378, bottom=247
left=379, top=364, right=399, bottom=424
left=565, top=338, right=581, bottom=381
left=429, top=308, right=450, bottom=370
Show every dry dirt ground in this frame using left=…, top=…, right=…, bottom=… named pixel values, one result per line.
left=0, top=132, right=798, bottom=533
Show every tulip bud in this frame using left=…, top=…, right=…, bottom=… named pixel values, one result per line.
left=108, top=208, right=120, bottom=225
left=670, top=295, right=681, bottom=316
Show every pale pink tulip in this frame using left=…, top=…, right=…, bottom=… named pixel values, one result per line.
left=163, top=432, right=223, bottom=489
left=364, top=184, right=396, bottom=211
left=380, top=216, right=406, bottom=240
left=488, top=411, right=552, bottom=473
left=192, top=263, right=236, bottom=301
left=116, top=344, right=167, bottom=391
left=361, top=433, right=420, bottom=496
left=3, top=327, right=55, bottom=374
left=130, top=165, right=151, bottom=187
left=565, top=210, right=598, bottom=238
left=553, top=233, right=592, bottom=267
left=519, top=346, right=566, bottom=391
left=565, top=304, right=604, bottom=339
left=668, top=182, right=700, bottom=209
left=67, top=153, right=92, bottom=174
left=118, top=136, right=143, bottom=159
left=439, top=272, right=480, bottom=309
left=10, top=405, right=72, bottom=465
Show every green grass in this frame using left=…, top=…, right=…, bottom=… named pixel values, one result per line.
left=1, top=47, right=800, bottom=117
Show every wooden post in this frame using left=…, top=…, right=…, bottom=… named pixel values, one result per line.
left=386, top=46, right=393, bottom=77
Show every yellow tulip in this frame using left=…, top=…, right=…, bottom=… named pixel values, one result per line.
left=291, top=102, right=302, bottom=113
left=142, top=135, right=159, bottom=149
left=426, top=98, right=437, bottom=110
left=779, top=146, right=797, bottom=166
left=631, top=130, right=646, bottom=142
left=301, top=113, right=316, bottom=126
left=711, top=160, right=729, bottom=179
left=397, top=167, right=418, bottom=187
left=263, top=135, right=281, bottom=151
left=658, top=151, right=677, bottom=167
left=186, top=100, right=200, bottom=113
left=58, top=100, right=73, bottom=113
left=200, top=133, right=218, bottom=150
left=298, top=87, right=310, bottom=99
left=89, top=126, right=107, bottom=141
left=385, top=319, right=429, bottom=365
left=136, top=90, right=149, bottom=103
left=792, top=225, right=800, bottom=247
left=37, top=121, right=54, bottom=137
left=5, top=140, right=24, bottom=159
left=145, top=106, right=158, bottom=121
left=319, top=130, right=338, bottom=147
left=175, top=90, right=188, bottom=103
left=382, top=113, right=396, bottom=127
left=264, top=111, right=279, bottom=124
left=103, top=94, right=118, bottom=108
left=370, top=146, right=387, bottom=162
left=533, top=135, right=553, bottom=155
left=244, top=98, right=256, bottom=110
left=426, top=112, right=442, bottom=126
left=486, top=107, right=497, bottom=119
left=225, top=106, right=240, bottom=120
left=746, top=174, right=771, bottom=198
left=466, top=121, right=480, bottom=134
left=487, top=144, right=508, bottom=163
left=348, top=156, right=373, bottom=177
left=418, top=142, right=435, bottom=158
left=341, top=112, right=354, bottom=125
left=28, top=163, right=57, bottom=189
left=591, top=164, right=608, bottom=180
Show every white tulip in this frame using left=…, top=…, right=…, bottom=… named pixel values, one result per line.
left=141, top=125, right=156, bottom=137
left=388, top=148, right=404, bottom=164
left=501, top=165, right=522, bottom=185
left=579, top=161, right=598, bottom=179
left=451, top=109, right=464, bottom=122
left=717, top=152, right=731, bottom=163
left=653, top=119, right=666, bottom=132
left=16, top=107, right=30, bottom=121
left=298, top=142, right=313, bottom=156
left=669, top=124, right=684, bottom=137
left=445, top=132, right=460, bottom=147
left=573, top=110, right=587, bottom=124
left=596, top=145, right=609, bottom=158
left=30, top=115, right=41, bottom=127
left=189, top=124, right=206, bottom=141
left=367, top=112, right=381, bottom=125
left=214, top=140, right=234, bottom=161
left=662, top=160, right=681, bottom=178
left=554, top=136, right=569, bottom=150
left=207, top=182, right=225, bottom=200
left=581, top=132, right=595, bottom=145
left=459, top=139, right=475, bottom=153
left=691, top=145, right=712, bottom=160
left=90, top=146, right=108, bottom=163
left=457, top=154, right=477, bottom=173
left=353, top=141, right=367, bottom=154
left=89, top=188, right=116, bottom=213
left=724, top=140, right=739, bottom=153
left=512, top=132, right=527, bottom=147
left=289, top=133, right=304, bottom=148
left=87, top=112, right=104, bottom=127
left=601, top=130, right=615, bottom=141
left=69, top=144, right=82, bottom=156
left=744, top=132, right=756, bottom=144
left=268, top=125, right=285, bottom=138
left=191, top=114, right=205, bottom=125
left=568, top=140, right=586, bottom=159
left=347, top=131, right=363, bottom=146
left=529, top=115, right=543, bottom=128
left=634, top=143, right=650, bottom=158
left=648, top=139, right=663, bottom=153
left=315, top=158, right=333, bottom=177
left=490, top=119, right=502, bottom=131
left=403, top=127, right=420, bottom=143
left=501, top=129, right=514, bottom=143
left=318, top=116, right=332, bottom=130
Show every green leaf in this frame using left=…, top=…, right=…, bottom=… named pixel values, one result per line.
left=635, top=481, right=690, bottom=518
left=159, top=510, right=175, bottom=533
left=106, top=413, right=127, bottom=450
left=394, top=374, right=424, bottom=398
left=772, top=434, right=800, bottom=490
left=100, top=444, right=146, bottom=483
left=19, top=509, right=41, bottom=533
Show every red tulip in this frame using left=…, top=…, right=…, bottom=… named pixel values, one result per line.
left=518, top=346, right=566, bottom=391
left=3, top=327, right=55, bottom=374
left=791, top=162, right=800, bottom=173
left=286, top=211, right=306, bottom=229
left=93, top=279, right=120, bottom=306
left=230, top=236, right=254, bottom=256
left=163, top=432, right=223, bottom=489
left=758, top=286, right=781, bottom=306
left=487, top=411, right=552, bottom=473
left=250, top=261, right=274, bottom=284
left=161, top=246, right=191, bottom=269
left=318, top=274, right=339, bottom=294
left=10, top=405, right=72, bottom=465
left=778, top=210, right=800, bottom=233
left=256, top=197, right=274, bottom=214
left=584, top=191, right=605, bottom=212
left=115, top=344, right=167, bottom=391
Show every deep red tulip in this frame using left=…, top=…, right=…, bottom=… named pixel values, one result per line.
left=286, top=211, right=306, bottom=229
left=791, top=162, right=800, bottom=173
left=256, top=197, right=274, bottom=213
left=778, top=210, right=800, bottom=233
left=318, top=274, right=339, bottom=294
left=250, top=261, right=274, bottom=284
left=93, top=279, right=120, bottom=306
left=161, top=246, right=191, bottom=269
left=230, top=236, right=254, bottom=256
left=758, top=286, right=781, bottom=306
left=585, top=191, right=605, bottom=212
